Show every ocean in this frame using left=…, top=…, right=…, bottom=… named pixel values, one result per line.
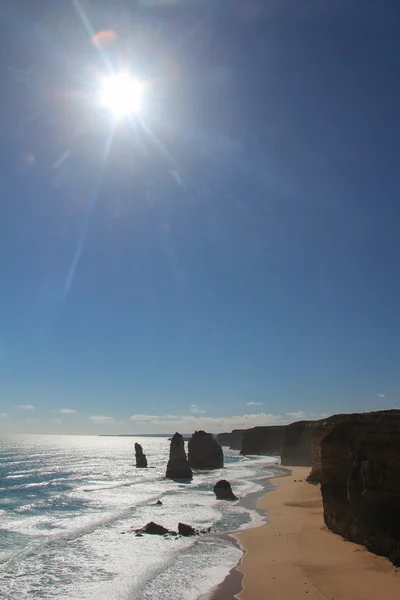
left=0, top=434, right=277, bottom=599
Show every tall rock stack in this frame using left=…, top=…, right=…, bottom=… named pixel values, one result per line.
left=188, top=430, right=224, bottom=469
left=135, top=443, right=148, bottom=468
left=166, top=433, right=193, bottom=480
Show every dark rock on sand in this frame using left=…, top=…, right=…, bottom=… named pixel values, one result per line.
left=240, top=425, right=285, bottom=456
left=214, top=479, right=238, bottom=501
left=320, top=410, right=400, bottom=565
left=188, top=430, right=223, bottom=469
left=166, top=432, right=193, bottom=480
left=135, top=443, right=148, bottom=468
left=178, top=522, right=197, bottom=536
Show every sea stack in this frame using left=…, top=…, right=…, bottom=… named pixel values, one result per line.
left=135, top=443, right=148, bottom=468
left=166, top=432, right=193, bottom=480
left=188, top=430, right=223, bottom=469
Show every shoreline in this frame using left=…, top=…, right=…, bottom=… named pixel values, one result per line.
left=205, top=467, right=399, bottom=600
left=199, top=465, right=290, bottom=600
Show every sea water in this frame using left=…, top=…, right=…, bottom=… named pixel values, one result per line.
left=0, top=434, right=277, bottom=599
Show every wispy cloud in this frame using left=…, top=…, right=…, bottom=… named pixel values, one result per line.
left=246, top=401, right=264, bottom=406
left=51, top=419, right=62, bottom=424
left=16, top=404, right=35, bottom=411
left=319, top=413, right=329, bottom=418
left=130, top=414, right=163, bottom=422
left=0, top=412, right=9, bottom=418
left=377, top=393, right=386, bottom=398
left=90, top=415, right=115, bottom=424
left=25, top=418, right=37, bottom=423
left=286, top=411, right=307, bottom=419
left=190, top=404, right=206, bottom=414
left=57, top=408, right=77, bottom=414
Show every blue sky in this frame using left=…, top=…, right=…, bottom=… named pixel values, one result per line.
left=1, top=0, right=400, bottom=434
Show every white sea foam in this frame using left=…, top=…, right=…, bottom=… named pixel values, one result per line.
left=0, top=434, right=277, bottom=600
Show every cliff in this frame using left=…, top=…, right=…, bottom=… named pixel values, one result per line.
left=214, top=429, right=244, bottom=450
left=281, top=420, right=318, bottom=466
left=320, top=410, right=400, bottom=565
left=240, top=425, right=285, bottom=456
left=214, top=432, right=232, bottom=447
left=229, top=429, right=245, bottom=450
left=166, top=432, right=193, bottom=480
left=306, top=413, right=356, bottom=483
left=188, top=430, right=223, bottom=469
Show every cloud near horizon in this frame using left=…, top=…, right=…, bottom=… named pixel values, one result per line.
left=90, top=415, right=116, bottom=424
left=130, top=412, right=284, bottom=432
left=286, top=411, right=307, bottom=419
left=15, top=404, right=35, bottom=410
left=57, top=408, right=77, bottom=414
left=190, top=404, right=206, bottom=414
left=246, top=401, right=264, bottom=406
left=0, top=412, right=9, bottom=418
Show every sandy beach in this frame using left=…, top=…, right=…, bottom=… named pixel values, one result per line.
left=227, top=467, right=400, bottom=600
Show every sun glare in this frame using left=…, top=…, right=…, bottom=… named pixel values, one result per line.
left=99, top=73, right=144, bottom=119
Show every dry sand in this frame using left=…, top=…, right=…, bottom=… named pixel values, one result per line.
left=233, top=467, right=399, bottom=600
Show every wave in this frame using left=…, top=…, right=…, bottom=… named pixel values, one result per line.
left=0, top=493, right=161, bottom=569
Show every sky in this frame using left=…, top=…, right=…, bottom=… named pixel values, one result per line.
left=1, top=0, right=400, bottom=435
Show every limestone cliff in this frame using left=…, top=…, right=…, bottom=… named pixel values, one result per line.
left=229, top=429, right=245, bottom=450
left=214, top=429, right=244, bottom=451
left=166, top=432, right=193, bottom=480
left=306, top=414, right=356, bottom=483
left=320, top=410, right=400, bottom=565
left=188, top=430, right=223, bottom=469
left=281, top=420, right=317, bottom=466
left=214, top=432, right=232, bottom=447
left=240, top=425, right=285, bottom=456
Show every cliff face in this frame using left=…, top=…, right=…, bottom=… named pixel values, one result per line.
left=215, top=433, right=232, bottom=447
left=320, top=410, right=400, bottom=565
left=166, top=432, right=193, bottom=480
left=188, top=430, right=223, bottom=469
left=240, top=426, right=285, bottom=456
left=306, top=414, right=356, bottom=483
left=281, top=420, right=317, bottom=466
left=229, top=429, right=244, bottom=450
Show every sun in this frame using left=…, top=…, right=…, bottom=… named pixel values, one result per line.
left=99, top=73, right=144, bottom=119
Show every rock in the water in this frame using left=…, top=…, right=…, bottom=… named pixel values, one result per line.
left=214, top=479, right=238, bottom=501
left=178, top=522, right=197, bottom=536
left=166, top=432, right=193, bottom=480
left=188, top=430, right=223, bottom=470
left=154, top=500, right=163, bottom=506
left=320, top=409, right=400, bottom=565
left=135, top=443, right=148, bottom=468
left=136, top=522, right=173, bottom=536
